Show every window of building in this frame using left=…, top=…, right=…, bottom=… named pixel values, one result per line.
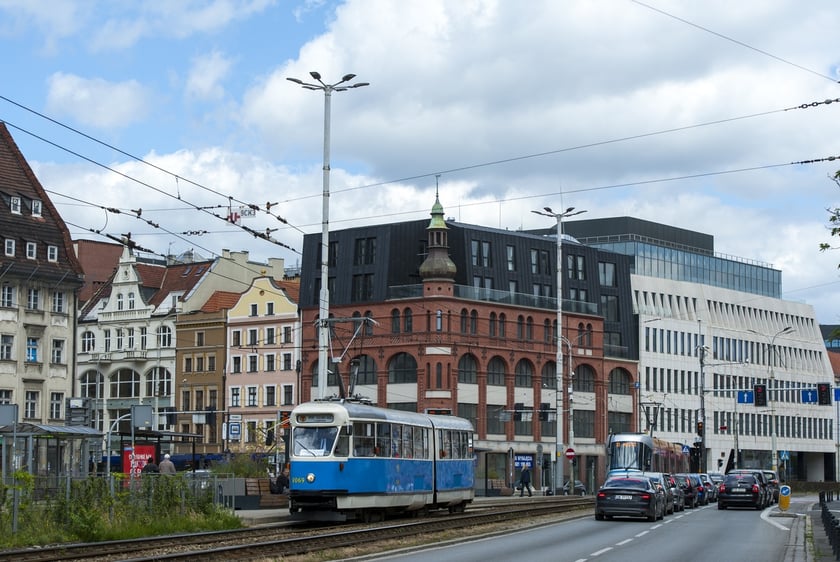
left=182, top=389, right=191, bottom=412
left=24, top=390, right=38, bottom=418
left=0, top=389, right=11, bottom=404
left=354, top=354, right=377, bottom=385
left=103, top=329, right=111, bottom=352
left=601, top=295, right=620, bottom=322
left=458, top=354, right=478, bottom=384
left=231, top=330, right=241, bottom=347
left=574, top=409, right=595, bottom=438
left=514, top=360, right=533, bottom=387
left=388, top=352, right=417, bottom=384
left=353, top=237, right=377, bottom=265
left=4, top=239, right=14, bottom=257
left=487, top=356, right=506, bottom=386
left=26, top=337, right=39, bottom=362
left=111, top=369, right=140, bottom=398
left=351, top=273, right=374, bottom=302
left=608, top=369, right=632, bottom=394
left=157, top=326, right=172, bottom=347
left=265, top=354, right=276, bottom=371
left=27, top=288, right=39, bottom=310
left=506, top=245, right=516, bottom=271
left=51, top=291, right=65, bottom=313
left=50, top=392, right=62, bottom=419
left=513, top=403, right=533, bottom=436
left=0, top=334, right=12, bottom=360
left=1, top=285, right=13, bottom=307
left=266, top=302, right=274, bottom=316
left=283, top=326, right=292, bottom=343
left=231, top=356, right=242, bottom=373
left=283, top=353, right=292, bottom=371
left=599, top=262, right=616, bottom=286
left=51, top=339, right=64, bottom=364
left=403, top=308, right=413, bottom=333
left=248, top=328, right=258, bottom=346
left=248, top=355, right=258, bottom=372
left=486, top=404, right=505, bottom=434
left=31, top=199, right=42, bottom=217
left=567, top=254, right=586, bottom=280
left=10, top=196, right=21, bottom=214
left=574, top=364, right=596, bottom=392
left=391, top=309, right=400, bottom=334
left=208, top=355, right=216, bottom=371
left=265, top=385, right=276, bottom=406
left=265, top=327, right=275, bottom=345
left=230, top=387, right=241, bottom=407
left=47, top=245, right=58, bottom=262
left=116, top=293, right=124, bottom=310
left=247, top=386, right=258, bottom=407
left=250, top=303, right=258, bottom=316
left=471, top=239, right=492, bottom=267
left=184, top=357, right=193, bottom=372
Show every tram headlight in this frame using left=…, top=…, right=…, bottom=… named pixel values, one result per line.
left=306, top=473, right=315, bottom=483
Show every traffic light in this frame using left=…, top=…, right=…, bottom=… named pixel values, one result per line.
left=754, top=384, right=767, bottom=407
left=818, top=382, right=832, bottom=406
left=696, top=421, right=704, bottom=436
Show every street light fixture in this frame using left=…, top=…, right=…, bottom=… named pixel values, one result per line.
left=532, top=206, right=586, bottom=494
left=287, top=72, right=369, bottom=399
left=748, top=326, right=794, bottom=473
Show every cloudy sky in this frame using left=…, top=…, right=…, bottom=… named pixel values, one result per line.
left=2, top=0, right=840, bottom=323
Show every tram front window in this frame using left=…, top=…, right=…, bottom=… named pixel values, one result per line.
left=294, top=426, right=339, bottom=457
left=609, top=441, right=649, bottom=471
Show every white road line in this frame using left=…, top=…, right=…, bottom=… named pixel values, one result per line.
left=590, top=547, right=613, bottom=556
left=760, top=507, right=790, bottom=531
left=616, top=538, right=634, bottom=546
left=635, top=530, right=649, bottom=537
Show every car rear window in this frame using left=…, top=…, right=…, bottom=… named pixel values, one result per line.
left=605, top=478, right=647, bottom=489
left=725, top=475, right=755, bottom=485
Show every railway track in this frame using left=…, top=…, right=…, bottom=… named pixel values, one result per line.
left=0, top=496, right=592, bottom=562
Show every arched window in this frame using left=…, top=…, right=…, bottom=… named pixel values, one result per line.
left=458, top=354, right=478, bottom=384
left=156, top=325, right=172, bottom=347
left=487, top=356, right=506, bottom=386
left=498, top=313, right=507, bottom=338
left=391, top=309, right=400, bottom=333
left=541, top=361, right=557, bottom=389
left=577, top=322, right=586, bottom=344
left=460, top=308, right=469, bottom=334
left=364, top=311, right=374, bottom=335
left=81, top=331, right=96, bottom=353
left=146, top=367, right=172, bottom=397
left=403, top=308, right=413, bottom=333
left=489, top=312, right=497, bottom=337
left=526, top=316, right=534, bottom=340
left=574, top=364, right=596, bottom=393
left=514, top=359, right=533, bottom=388
left=388, top=352, right=417, bottom=384
left=608, top=368, right=632, bottom=395
left=516, top=315, right=525, bottom=340
left=110, top=369, right=140, bottom=398
left=353, top=354, right=378, bottom=385
left=543, top=319, right=551, bottom=343
left=470, top=310, right=478, bottom=334
left=128, top=292, right=135, bottom=309
left=116, top=293, right=124, bottom=311
left=585, top=323, right=593, bottom=347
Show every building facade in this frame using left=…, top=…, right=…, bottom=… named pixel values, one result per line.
left=298, top=195, right=637, bottom=493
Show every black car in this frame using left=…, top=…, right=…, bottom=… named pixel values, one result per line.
left=762, top=470, right=780, bottom=503
left=674, top=474, right=698, bottom=508
left=595, top=475, right=666, bottom=522
left=726, top=469, right=771, bottom=508
left=718, top=473, right=765, bottom=510
left=563, top=479, right=587, bottom=496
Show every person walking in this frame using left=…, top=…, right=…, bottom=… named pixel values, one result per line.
left=520, top=465, right=533, bottom=497
left=141, top=456, right=159, bottom=475
left=159, top=453, right=176, bottom=475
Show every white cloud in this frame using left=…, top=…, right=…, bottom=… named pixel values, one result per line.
left=185, top=50, right=234, bottom=101
left=46, top=72, right=151, bottom=129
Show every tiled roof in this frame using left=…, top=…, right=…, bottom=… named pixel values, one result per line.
left=276, top=278, right=300, bottom=304
left=201, top=290, right=243, bottom=312
left=74, top=239, right=124, bottom=303
left=0, top=122, right=84, bottom=284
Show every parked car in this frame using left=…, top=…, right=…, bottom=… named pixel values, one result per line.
left=595, top=475, right=666, bottom=522
left=563, top=479, right=587, bottom=496
left=667, top=474, right=685, bottom=512
left=700, top=473, right=717, bottom=502
left=707, top=472, right=724, bottom=489
left=674, top=473, right=699, bottom=508
left=762, top=470, right=780, bottom=503
left=646, top=473, right=675, bottom=515
left=718, top=472, right=766, bottom=510
left=726, top=469, right=771, bottom=508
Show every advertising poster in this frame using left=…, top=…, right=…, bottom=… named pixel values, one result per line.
left=123, top=444, right=156, bottom=479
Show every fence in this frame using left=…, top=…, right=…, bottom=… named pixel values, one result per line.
left=819, top=490, right=840, bottom=560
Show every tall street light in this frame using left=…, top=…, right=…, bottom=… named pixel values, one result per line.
left=532, top=206, right=586, bottom=494
left=287, top=72, right=369, bottom=399
left=749, top=326, right=794, bottom=473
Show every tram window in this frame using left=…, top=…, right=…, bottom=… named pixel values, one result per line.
left=293, top=426, right=338, bottom=457
left=377, top=423, right=392, bottom=457
left=334, top=425, right=350, bottom=457
left=391, top=425, right=402, bottom=457
left=402, top=426, right=414, bottom=458
left=440, top=429, right=452, bottom=458
left=353, top=422, right=375, bottom=456
left=414, top=427, right=428, bottom=459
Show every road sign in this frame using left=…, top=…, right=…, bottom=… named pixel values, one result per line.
left=779, top=450, right=790, bottom=461
left=229, top=421, right=242, bottom=440
left=801, top=389, right=817, bottom=403
left=565, top=447, right=576, bottom=460
left=779, top=485, right=792, bottom=511
left=737, top=390, right=753, bottom=404
left=682, top=445, right=691, bottom=454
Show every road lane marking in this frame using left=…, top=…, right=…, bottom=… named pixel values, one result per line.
left=591, top=547, right=613, bottom=556
left=635, top=530, right=649, bottom=537
left=616, top=539, right=633, bottom=546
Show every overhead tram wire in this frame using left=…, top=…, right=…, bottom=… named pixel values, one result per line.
left=0, top=95, right=306, bottom=236
left=1, top=119, right=300, bottom=255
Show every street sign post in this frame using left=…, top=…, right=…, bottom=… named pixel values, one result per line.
left=565, top=447, right=575, bottom=460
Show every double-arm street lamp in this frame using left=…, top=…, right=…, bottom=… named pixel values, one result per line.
left=287, top=72, right=369, bottom=399
left=748, top=326, right=794, bottom=473
left=532, top=206, right=586, bottom=494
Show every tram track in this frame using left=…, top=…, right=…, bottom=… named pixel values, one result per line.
left=0, top=497, right=592, bottom=562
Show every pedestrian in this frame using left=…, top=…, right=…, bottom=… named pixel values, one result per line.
left=159, top=453, right=176, bottom=475
left=141, top=456, right=159, bottom=475
left=520, top=465, right=533, bottom=497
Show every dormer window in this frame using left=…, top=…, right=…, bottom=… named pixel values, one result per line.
left=31, top=200, right=42, bottom=217
left=47, top=245, right=58, bottom=262
left=10, top=196, right=21, bottom=214
left=25, top=242, right=36, bottom=259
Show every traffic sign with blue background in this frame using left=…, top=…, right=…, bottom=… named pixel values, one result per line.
left=801, top=389, right=817, bottom=403
left=737, top=390, right=753, bottom=404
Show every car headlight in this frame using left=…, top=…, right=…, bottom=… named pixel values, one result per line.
left=306, top=473, right=315, bottom=483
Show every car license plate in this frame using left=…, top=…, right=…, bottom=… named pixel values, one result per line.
left=732, top=488, right=745, bottom=493
left=615, top=495, right=633, bottom=500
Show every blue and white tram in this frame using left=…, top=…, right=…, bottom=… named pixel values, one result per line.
left=288, top=400, right=475, bottom=522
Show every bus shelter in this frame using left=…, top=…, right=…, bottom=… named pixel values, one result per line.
left=0, top=422, right=103, bottom=483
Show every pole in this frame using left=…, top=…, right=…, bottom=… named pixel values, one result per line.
left=287, top=72, right=369, bottom=401
left=531, top=206, right=586, bottom=494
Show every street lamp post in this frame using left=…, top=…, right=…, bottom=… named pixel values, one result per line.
left=287, top=72, right=369, bottom=400
left=749, top=326, right=794, bottom=473
left=532, top=206, right=586, bottom=494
